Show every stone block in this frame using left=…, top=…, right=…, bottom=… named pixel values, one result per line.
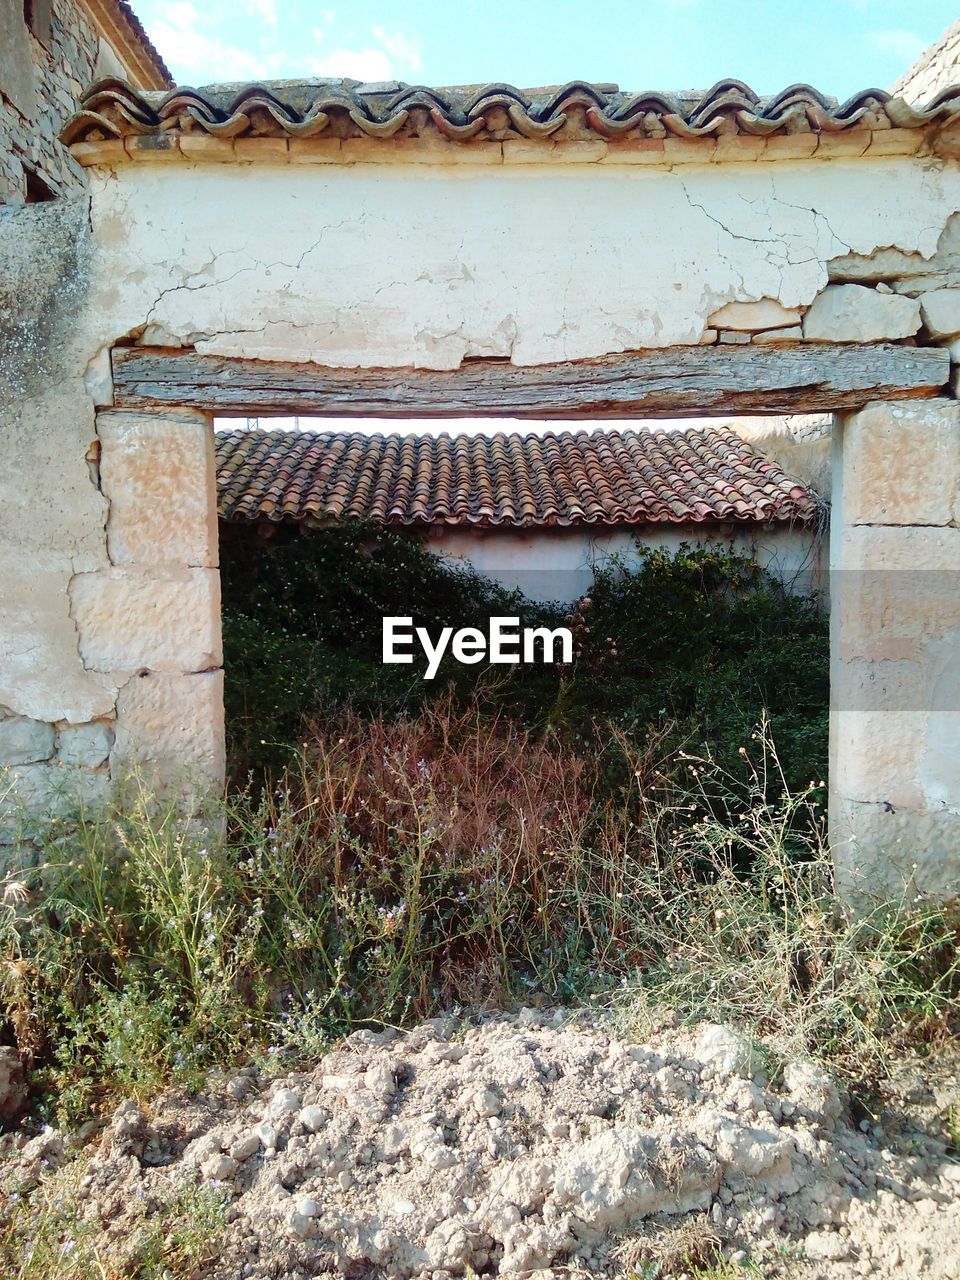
left=97, top=410, right=218, bottom=568
left=0, top=763, right=111, bottom=841
left=707, top=299, right=802, bottom=331
left=57, top=720, right=115, bottom=768
left=112, top=670, right=225, bottom=796
left=718, top=330, right=751, bottom=344
left=831, top=796, right=960, bottom=902
left=759, top=133, right=818, bottom=161
left=752, top=326, right=803, bottom=343
left=813, top=131, right=870, bottom=160
left=70, top=567, right=222, bottom=673
left=919, top=287, right=960, bottom=339
left=840, top=399, right=960, bottom=526
left=179, top=136, right=236, bottom=163
left=803, top=285, right=921, bottom=342
left=288, top=138, right=342, bottom=164
left=234, top=138, right=290, bottom=164
left=0, top=716, right=55, bottom=765
left=833, top=526, right=960, bottom=663
left=71, top=140, right=125, bottom=167
left=830, top=645, right=960, bottom=813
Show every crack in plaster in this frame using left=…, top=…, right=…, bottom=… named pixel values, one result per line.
left=142, top=224, right=356, bottom=346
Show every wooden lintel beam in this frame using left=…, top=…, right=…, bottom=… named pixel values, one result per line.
left=111, top=343, right=950, bottom=419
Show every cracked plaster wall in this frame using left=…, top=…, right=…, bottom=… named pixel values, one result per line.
left=3, top=151, right=960, bottom=892
left=83, top=158, right=960, bottom=368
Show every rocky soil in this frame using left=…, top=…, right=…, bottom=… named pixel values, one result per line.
left=3, top=1012, right=959, bottom=1278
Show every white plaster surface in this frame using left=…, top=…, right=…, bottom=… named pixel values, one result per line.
left=429, top=524, right=826, bottom=605
left=86, top=158, right=960, bottom=369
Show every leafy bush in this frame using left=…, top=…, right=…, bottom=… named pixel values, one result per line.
left=563, top=545, right=829, bottom=798
left=220, top=521, right=560, bottom=778
left=221, top=524, right=829, bottom=797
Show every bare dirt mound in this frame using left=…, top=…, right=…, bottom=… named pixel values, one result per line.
left=4, top=1012, right=959, bottom=1278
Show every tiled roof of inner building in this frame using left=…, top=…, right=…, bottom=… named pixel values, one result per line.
left=61, top=76, right=960, bottom=146
left=215, top=426, right=819, bottom=529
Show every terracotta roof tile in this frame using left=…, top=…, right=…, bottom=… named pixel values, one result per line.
left=215, top=425, right=818, bottom=529
left=61, top=76, right=960, bottom=147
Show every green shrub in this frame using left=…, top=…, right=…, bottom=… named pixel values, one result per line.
left=221, top=524, right=829, bottom=799
left=220, top=520, right=560, bottom=778
left=561, top=545, right=829, bottom=797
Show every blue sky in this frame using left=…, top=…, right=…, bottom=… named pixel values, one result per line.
left=134, top=1, right=954, bottom=98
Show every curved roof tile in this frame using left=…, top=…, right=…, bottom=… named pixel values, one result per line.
left=215, top=425, right=820, bottom=529
left=61, top=76, right=960, bottom=147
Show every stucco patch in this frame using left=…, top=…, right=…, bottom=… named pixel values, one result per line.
left=0, top=557, right=120, bottom=724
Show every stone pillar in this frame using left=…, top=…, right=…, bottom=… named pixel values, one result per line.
left=85, top=408, right=225, bottom=798
left=830, top=398, right=960, bottom=900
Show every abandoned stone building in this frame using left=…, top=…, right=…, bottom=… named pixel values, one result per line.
left=3, top=7, right=960, bottom=901
left=0, top=0, right=170, bottom=203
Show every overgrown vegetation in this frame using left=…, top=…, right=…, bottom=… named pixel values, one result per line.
left=2, top=710, right=956, bottom=1127
left=0, top=1156, right=229, bottom=1280
left=220, top=524, right=829, bottom=795
left=0, top=526, right=955, bottom=1140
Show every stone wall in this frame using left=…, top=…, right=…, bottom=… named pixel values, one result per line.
left=830, top=398, right=960, bottom=899
left=0, top=0, right=130, bottom=203
left=0, top=199, right=224, bottom=853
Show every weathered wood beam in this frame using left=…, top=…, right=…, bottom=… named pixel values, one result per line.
left=112, top=343, right=950, bottom=418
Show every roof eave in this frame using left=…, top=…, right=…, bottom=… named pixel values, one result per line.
left=76, top=0, right=173, bottom=92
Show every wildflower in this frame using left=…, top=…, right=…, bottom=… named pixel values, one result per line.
left=2, top=880, right=30, bottom=905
